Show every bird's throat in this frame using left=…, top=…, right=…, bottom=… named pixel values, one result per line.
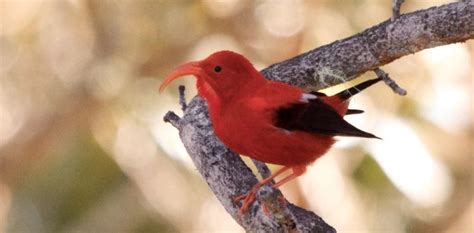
left=197, top=80, right=221, bottom=113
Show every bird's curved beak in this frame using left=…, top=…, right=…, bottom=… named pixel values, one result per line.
left=159, top=61, right=204, bottom=92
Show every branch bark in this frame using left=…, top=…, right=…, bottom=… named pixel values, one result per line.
left=163, top=1, right=473, bottom=232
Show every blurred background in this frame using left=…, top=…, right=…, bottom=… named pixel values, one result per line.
left=0, top=0, right=472, bottom=232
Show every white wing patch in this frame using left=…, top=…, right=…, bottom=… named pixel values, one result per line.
left=299, top=93, right=317, bottom=103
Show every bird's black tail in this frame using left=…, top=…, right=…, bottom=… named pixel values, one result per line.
left=336, top=77, right=382, bottom=101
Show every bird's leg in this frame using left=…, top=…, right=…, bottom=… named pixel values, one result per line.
left=235, top=166, right=307, bottom=215
left=257, top=166, right=306, bottom=217
left=273, top=166, right=306, bottom=188
left=234, top=166, right=291, bottom=215
left=234, top=166, right=290, bottom=201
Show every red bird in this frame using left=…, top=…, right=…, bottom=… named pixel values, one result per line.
left=160, top=51, right=381, bottom=214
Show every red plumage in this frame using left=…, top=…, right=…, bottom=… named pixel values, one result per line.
left=211, top=81, right=335, bottom=167
left=160, top=51, right=380, bottom=214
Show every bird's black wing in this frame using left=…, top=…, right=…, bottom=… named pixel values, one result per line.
left=309, top=91, right=365, bottom=116
left=275, top=98, right=379, bottom=138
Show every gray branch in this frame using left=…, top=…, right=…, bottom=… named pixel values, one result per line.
left=164, top=1, right=473, bottom=232
left=392, top=0, right=405, bottom=21
left=178, top=85, right=187, bottom=111
left=374, top=68, right=407, bottom=96
left=261, top=1, right=473, bottom=90
left=252, top=159, right=274, bottom=182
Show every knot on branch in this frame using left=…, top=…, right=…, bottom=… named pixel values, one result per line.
left=257, top=186, right=297, bottom=231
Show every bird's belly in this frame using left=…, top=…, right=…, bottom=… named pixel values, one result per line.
left=216, top=125, right=335, bottom=166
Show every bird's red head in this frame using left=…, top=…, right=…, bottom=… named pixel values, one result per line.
left=159, top=51, right=265, bottom=99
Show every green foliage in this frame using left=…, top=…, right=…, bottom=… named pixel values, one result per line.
left=11, top=132, right=127, bottom=232
left=353, top=154, right=394, bottom=193
left=132, top=218, right=178, bottom=233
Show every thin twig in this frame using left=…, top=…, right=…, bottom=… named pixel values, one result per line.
left=392, top=0, right=405, bottom=21
left=179, top=85, right=187, bottom=111
left=164, top=86, right=187, bottom=129
left=163, top=111, right=182, bottom=129
left=252, top=159, right=274, bottom=183
left=374, top=68, right=407, bottom=96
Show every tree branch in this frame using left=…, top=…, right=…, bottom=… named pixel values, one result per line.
left=164, top=1, right=473, bottom=232
left=392, top=0, right=405, bottom=21
left=374, top=68, right=407, bottom=96
left=261, top=1, right=473, bottom=90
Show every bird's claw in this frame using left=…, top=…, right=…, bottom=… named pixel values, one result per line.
left=233, top=193, right=247, bottom=203
left=261, top=202, right=271, bottom=217
left=234, top=186, right=261, bottom=216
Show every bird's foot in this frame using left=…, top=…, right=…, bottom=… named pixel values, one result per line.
left=233, top=166, right=295, bottom=217
left=261, top=202, right=271, bottom=217
left=234, top=186, right=261, bottom=216
left=261, top=191, right=287, bottom=218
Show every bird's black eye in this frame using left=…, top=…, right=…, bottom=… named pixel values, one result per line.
left=214, top=66, right=222, bottom=73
